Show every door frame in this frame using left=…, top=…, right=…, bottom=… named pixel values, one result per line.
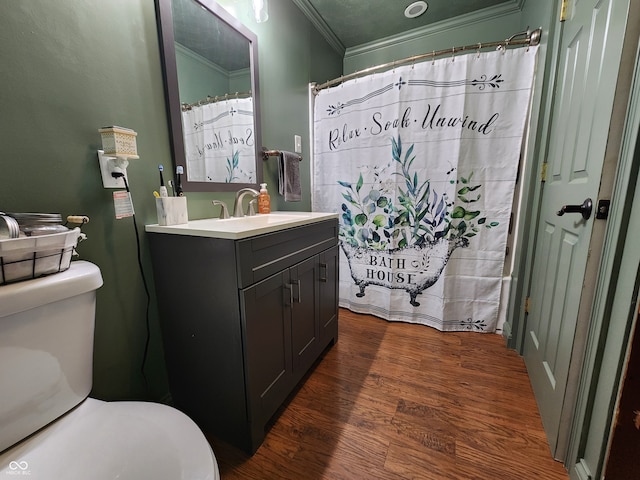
left=505, top=0, right=562, bottom=352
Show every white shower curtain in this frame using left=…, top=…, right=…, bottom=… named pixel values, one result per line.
left=312, top=47, right=538, bottom=332
left=181, top=97, right=255, bottom=183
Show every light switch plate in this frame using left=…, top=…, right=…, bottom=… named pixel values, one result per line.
left=294, top=135, right=302, bottom=154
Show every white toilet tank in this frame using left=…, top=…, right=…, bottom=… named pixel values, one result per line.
left=0, top=261, right=103, bottom=452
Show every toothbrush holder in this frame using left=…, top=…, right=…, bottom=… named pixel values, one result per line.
left=155, top=197, right=188, bottom=226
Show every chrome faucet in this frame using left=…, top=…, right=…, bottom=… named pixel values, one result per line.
left=233, top=188, right=259, bottom=217
left=211, top=200, right=229, bottom=219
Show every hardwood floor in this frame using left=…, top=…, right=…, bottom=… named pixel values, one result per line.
left=208, top=309, right=569, bottom=479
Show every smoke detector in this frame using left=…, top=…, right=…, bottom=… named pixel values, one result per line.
left=404, top=1, right=428, bottom=18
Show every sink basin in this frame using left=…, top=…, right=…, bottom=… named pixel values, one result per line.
left=145, top=211, right=338, bottom=239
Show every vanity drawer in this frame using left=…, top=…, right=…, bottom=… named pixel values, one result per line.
left=236, top=219, right=338, bottom=288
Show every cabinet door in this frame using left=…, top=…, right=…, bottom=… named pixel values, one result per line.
left=289, top=255, right=320, bottom=375
left=319, top=245, right=339, bottom=345
left=240, top=270, right=293, bottom=432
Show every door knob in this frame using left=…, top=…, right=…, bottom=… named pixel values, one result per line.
left=557, top=198, right=593, bottom=220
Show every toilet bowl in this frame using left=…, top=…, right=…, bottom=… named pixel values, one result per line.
left=0, top=261, right=219, bottom=479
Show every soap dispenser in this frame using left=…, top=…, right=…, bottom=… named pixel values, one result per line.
left=258, top=183, right=271, bottom=214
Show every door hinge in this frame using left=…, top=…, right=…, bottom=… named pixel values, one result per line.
left=525, top=297, right=531, bottom=314
left=541, top=163, right=548, bottom=182
left=560, top=0, right=568, bottom=22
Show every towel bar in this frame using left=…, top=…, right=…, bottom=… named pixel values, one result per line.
left=262, top=148, right=302, bottom=162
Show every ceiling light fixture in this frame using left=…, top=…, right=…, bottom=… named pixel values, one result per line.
left=404, top=1, right=428, bottom=19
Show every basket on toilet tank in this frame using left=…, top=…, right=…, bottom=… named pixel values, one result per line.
left=0, top=228, right=82, bottom=285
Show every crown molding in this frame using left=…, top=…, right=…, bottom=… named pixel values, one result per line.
left=291, top=0, right=345, bottom=56
left=175, top=42, right=230, bottom=77
left=345, top=0, right=524, bottom=59
left=291, top=0, right=526, bottom=59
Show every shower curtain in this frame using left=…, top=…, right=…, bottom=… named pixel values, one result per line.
left=181, top=97, right=255, bottom=183
left=312, top=47, right=538, bottom=332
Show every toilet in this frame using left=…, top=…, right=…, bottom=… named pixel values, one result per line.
left=0, top=261, right=220, bottom=479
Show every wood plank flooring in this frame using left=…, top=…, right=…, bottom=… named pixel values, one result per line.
left=207, top=309, right=569, bottom=479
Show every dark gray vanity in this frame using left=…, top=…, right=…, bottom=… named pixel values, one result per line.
left=146, top=213, right=339, bottom=453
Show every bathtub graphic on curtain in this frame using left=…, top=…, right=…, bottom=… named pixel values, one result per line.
left=339, top=135, right=499, bottom=307
left=313, top=47, right=538, bottom=332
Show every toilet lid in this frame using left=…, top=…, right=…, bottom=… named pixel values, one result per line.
left=0, top=398, right=220, bottom=480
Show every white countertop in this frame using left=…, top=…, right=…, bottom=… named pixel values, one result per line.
left=145, top=211, right=338, bottom=240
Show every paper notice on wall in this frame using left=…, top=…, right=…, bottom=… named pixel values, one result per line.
left=113, top=190, right=134, bottom=219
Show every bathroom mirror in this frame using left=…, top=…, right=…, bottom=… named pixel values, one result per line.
left=156, top=0, right=262, bottom=192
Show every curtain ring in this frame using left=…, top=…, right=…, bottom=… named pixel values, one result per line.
left=477, top=43, right=482, bottom=58
left=451, top=47, right=455, bottom=62
left=432, top=51, right=436, bottom=65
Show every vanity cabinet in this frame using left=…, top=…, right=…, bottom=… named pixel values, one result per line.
left=147, top=218, right=339, bottom=453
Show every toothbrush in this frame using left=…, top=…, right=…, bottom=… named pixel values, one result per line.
left=158, top=165, right=168, bottom=197
left=175, top=166, right=184, bottom=196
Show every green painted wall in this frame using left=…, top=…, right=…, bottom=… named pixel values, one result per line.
left=0, top=0, right=341, bottom=401
left=1, top=0, right=172, bottom=401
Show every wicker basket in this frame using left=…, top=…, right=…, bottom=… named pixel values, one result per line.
left=0, top=228, right=82, bottom=285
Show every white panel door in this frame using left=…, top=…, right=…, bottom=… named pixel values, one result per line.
left=524, top=0, right=630, bottom=457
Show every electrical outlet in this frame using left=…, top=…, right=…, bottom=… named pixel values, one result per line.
left=294, top=135, right=302, bottom=154
left=97, top=150, right=128, bottom=188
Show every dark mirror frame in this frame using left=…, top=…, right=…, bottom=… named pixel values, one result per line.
left=155, top=0, right=263, bottom=192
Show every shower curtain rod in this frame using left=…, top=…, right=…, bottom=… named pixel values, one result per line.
left=313, top=27, right=542, bottom=94
left=181, top=91, right=252, bottom=111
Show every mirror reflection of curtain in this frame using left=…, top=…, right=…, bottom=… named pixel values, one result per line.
left=182, top=97, right=255, bottom=183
